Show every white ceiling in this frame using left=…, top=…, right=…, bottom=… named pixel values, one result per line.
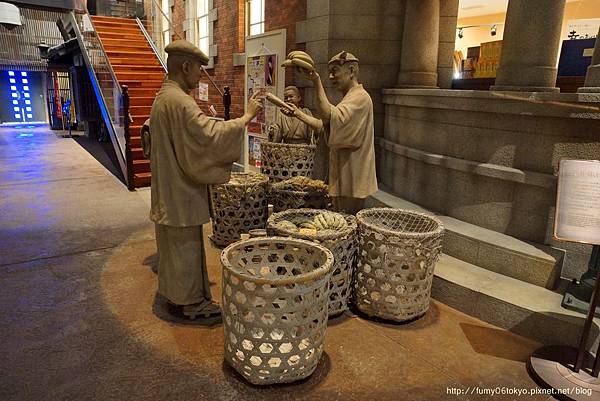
left=458, top=0, right=579, bottom=19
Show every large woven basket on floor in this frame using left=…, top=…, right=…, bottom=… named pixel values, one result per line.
left=354, top=208, right=444, bottom=322
left=221, top=237, right=334, bottom=385
left=260, top=141, right=316, bottom=183
left=267, top=209, right=358, bottom=316
left=209, top=172, right=269, bottom=247
left=269, top=180, right=330, bottom=213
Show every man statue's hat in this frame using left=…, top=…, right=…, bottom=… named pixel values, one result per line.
left=165, top=40, right=209, bottom=65
left=328, top=50, right=359, bottom=65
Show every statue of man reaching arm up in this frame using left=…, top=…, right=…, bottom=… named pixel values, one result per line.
left=286, top=51, right=378, bottom=214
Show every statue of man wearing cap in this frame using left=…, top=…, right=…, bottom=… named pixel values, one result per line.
left=149, top=40, right=263, bottom=320
left=288, top=51, right=377, bottom=214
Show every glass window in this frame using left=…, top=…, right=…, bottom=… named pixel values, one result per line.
left=161, top=0, right=170, bottom=48
left=247, top=0, right=264, bottom=36
left=196, top=0, right=210, bottom=56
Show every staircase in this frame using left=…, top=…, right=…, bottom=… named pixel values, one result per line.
left=91, top=15, right=165, bottom=188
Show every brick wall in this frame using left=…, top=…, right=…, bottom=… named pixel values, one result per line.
left=265, top=0, right=307, bottom=86
left=169, top=0, right=308, bottom=119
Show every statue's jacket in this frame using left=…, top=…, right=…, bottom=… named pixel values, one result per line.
left=149, top=79, right=244, bottom=227
left=327, top=84, right=378, bottom=199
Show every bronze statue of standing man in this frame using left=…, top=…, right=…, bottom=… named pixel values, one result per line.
left=149, top=40, right=262, bottom=319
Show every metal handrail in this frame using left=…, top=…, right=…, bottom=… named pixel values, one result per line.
left=69, top=11, right=128, bottom=184
left=135, top=17, right=168, bottom=71
left=81, top=11, right=123, bottom=98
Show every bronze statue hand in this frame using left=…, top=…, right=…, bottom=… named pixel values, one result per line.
left=280, top=102, right=298, bottom=117
left=247, top=91, right=264, bottom=118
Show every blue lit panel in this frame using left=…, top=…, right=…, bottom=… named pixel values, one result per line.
left=5, top=69, right=35, bottom=122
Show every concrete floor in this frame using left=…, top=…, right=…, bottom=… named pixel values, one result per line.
left=0, top=124, right=555, bottom=400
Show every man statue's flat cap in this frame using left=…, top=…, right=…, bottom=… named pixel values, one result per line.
left=165, top=40, right=209, bottom=64
left=328, top=51, right=359, bottom=65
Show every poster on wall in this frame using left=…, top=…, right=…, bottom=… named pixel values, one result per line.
left=246, top=54, right=277, bottom=167
left=198, top=82, right=209, bottom=102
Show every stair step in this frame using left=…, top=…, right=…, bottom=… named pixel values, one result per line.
left=130, top=147, right=146, bottom=159
left=129, top=105, right=152, bottom=115
left=133, top=172, right=151, bottom=187
left=116, top=72, right=165, bottom=81
left=96, top=25, right=143, bottom=34
left=119, top=80, right=163, bottom=89
left=132, top=115, right=150, bottom=126
left=128, top=97, right=156, bottom=106
left=432, top=253, right=599, bottom=352
left=113, top=64, right=165, bottom=72
left=127, top=89, right=160, bottom=98
left=102, top=42, right=153, bottom=52
left=367, top=189, right=565, bottom=289
left=108, top=57, right=162, bottom=65
left=91, top=19, right=139, bottom=27
left=133, top=159, right=150, bottom=174
left=94, top=32, right=146, bottom=40
left=105, top=50, right=156, bottom=57
left=91, top=16, right=138, bottom=23
left=130, top=135, right=141, bottom=147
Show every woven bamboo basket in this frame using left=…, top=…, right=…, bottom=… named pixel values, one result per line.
left=221, top=237, right=334, bottom=385
left=267, top=209, right=358, bottom=316
left=209, top=172, right=269, bottom=247
left=260, top=141, right=316, bottom=183
left=354, top=208, right=444, bottom=322
left=269, top=181, right=330, bottom=213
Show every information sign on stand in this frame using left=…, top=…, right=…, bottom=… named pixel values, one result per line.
left=528, top=160, right=600, bottom=401
left=243, top=29, right=286, bottom=172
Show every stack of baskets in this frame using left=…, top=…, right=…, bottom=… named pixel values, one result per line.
left=209, top=172, right=269, bottom=247
left=260, top=141, right=316, bottom=183
left=267, top=209, right=358, bottom=316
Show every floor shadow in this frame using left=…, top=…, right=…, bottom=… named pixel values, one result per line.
left=347, top=301, right=440, bottom=330
left=73, top=135, right=125, bottom=183
left=221, top=351, right=331, bottom=393
left=460, top=322, right=539, bottom=363
left=143, top=253, right=158, bottom=275
left=152, top=292, right=222, bottom=327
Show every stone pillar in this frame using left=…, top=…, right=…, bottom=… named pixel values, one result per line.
left=579, top=28, right=600, bottom=92
left=397, top=0, right=440, bottom=88
left=491, top=0, right=566, bottom=92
